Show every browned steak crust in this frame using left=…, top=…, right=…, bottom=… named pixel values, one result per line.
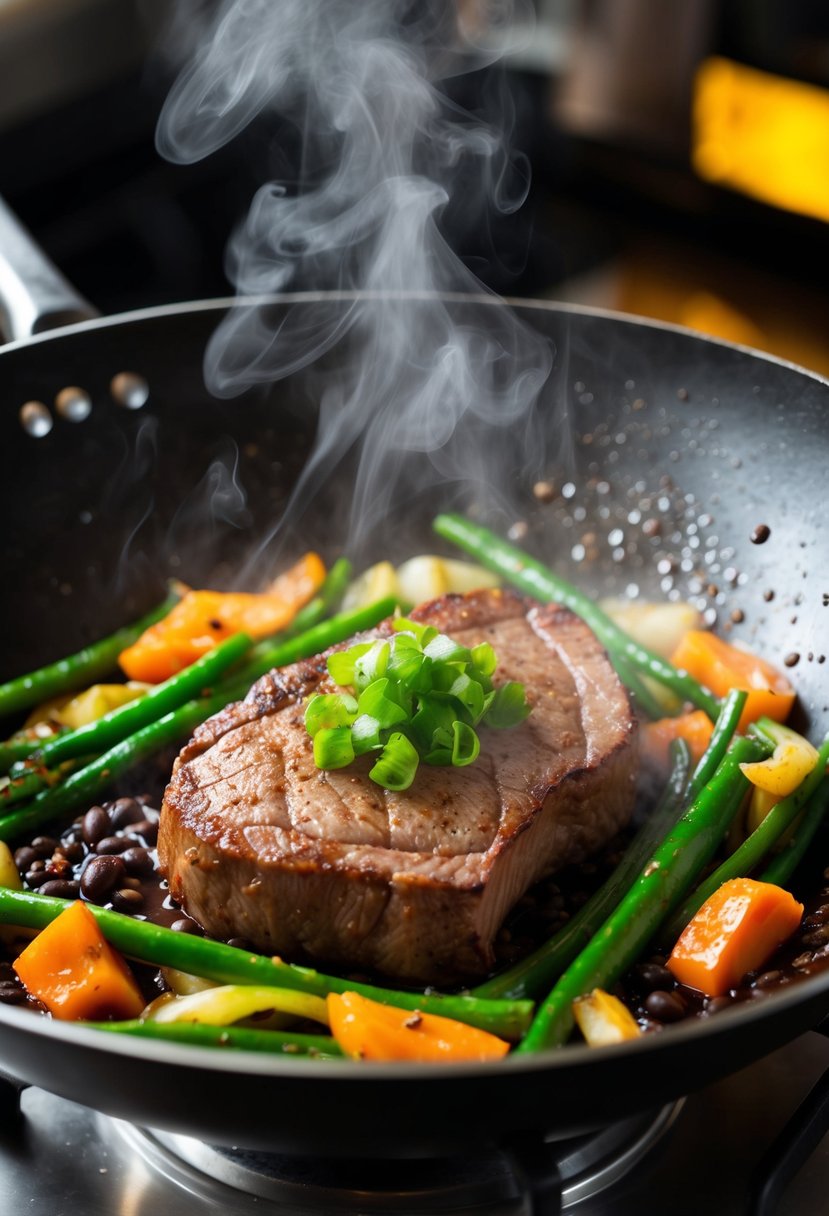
left=158, top=589, right=638, bottom=984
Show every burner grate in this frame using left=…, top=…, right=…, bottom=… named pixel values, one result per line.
left=111, top=1101, right=682, bottom=1214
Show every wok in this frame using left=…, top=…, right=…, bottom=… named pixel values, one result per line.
left=0, top=201, right=827, bottom=1162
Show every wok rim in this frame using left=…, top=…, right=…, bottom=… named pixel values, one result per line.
left=1, top=288, right=827, bottom=391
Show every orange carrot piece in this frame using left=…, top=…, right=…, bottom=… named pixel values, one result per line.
left=13, top=900, right=145, bottom=1021
left=669, top=631, right=796, bottom=732
left=641, top=710, right=715, bottom=769
left=326, top=991, right=511, bottom=1062
left=667, top=877, right=803, bottom=997
left=119, top=553, right=326, bottom=682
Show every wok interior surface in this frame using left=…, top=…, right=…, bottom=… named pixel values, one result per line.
left=0, top=294, right=827, bottom=1153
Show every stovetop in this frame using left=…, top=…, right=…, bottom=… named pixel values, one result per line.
left=2, top=1030, right=829, bottom=1215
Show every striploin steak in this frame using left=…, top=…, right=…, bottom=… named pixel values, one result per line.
left=158, top=589, right=638, bottom=985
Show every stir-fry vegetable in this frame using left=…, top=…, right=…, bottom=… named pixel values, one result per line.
left=13, top=900, right=144, bottom=1021
left=669, top=630, right=796, bottom=733
left=660, top=736, right=829, bottom=944
left=516, top=734, right=767, bottom=1052
left=327, top=991, right=511, bottom=1062
left=432, top=514, right=721, bottom=719
left=572, top=989, right=641, bottom=1047
left=641, top=710, right=715, bottom=768
left=86, top=1019, right=343, bottom=1057
left=0, top=591, right=179, bottom=721
left=667, top=878, right=804, bottom=997
left=0, top=888, right=533, bottom=1041
left=119, top=553, right=326, bottom=682
left=146, top=984, right=329, bottom=1028
left=740, top=719, right=820, bottom=797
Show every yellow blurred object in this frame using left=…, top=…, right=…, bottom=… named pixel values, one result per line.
left=343, top=555, right=500, bottom=613
left=0, top=841, right=22, bottom=892
left=740, top=722, right=820, bottom=797
left=24, top=682, right=150, bottom=731
left=598, top=598, right=701, bottom=660
left=746, top=785, right=781, bottom=836
left=694, top=56, right=829, bottom=224
left=679, top=291, right=766, bottom=350
left=572, top=988, right=641, bottom=1047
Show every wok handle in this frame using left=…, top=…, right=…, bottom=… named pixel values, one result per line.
left=0, top=197, right=99, bottom=343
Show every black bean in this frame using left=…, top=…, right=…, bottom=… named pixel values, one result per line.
left=0, top=982, right=26, bottom=1006
left=755, top=970, right=783, bottom=989
left=705, top=995, right=733, bottom=1015
left=82, top=806, right=111, bottom=848
left=130, top=819, right=159, bottom=846
left=95, top=835, right=131, bottom=855
left=38, top=879, right=81, bottom=900
left=170, top=918, right=202, bottom=934
left=803, top=926, right=829, bottom=948
left=121, top=847, right=154, bottom=877
left=108, top=797, right=146, bottom=830
left=80, top=855, right=126, bottom=902
left=25, top=869, right=51, bottom=888
left=644, top=990, right=686, bottom=1023
left=30, top=836, right=59, bottom=858
left=635, top=963, right=676, bottom=993
left=13, top=846, right=39, bottom=873
left=54, top=842, right=86, bottom=865
left=226, top=937, right=253, bottom=951
left=111, top=888, right=144, bottom=912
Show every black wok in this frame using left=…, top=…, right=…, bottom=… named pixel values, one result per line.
left=0, top=243, right=828, bottom=1159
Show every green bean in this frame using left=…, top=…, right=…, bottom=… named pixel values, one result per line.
left=37, top=632, right=252, bottom=768
left=516, top=735, right=766, bottom=1052
left=473, top=739, right=692, bottom=1001
left=761, top=775, right=829, bottom=887
left=686, top=689, right=747, bottom=800
left=612, top=654, right=671, bottom=720
left=662, top=736, right=829, bottom=942
left=0, top=763, right=75, bottom=808
left=0, top=597, right=399, bottom=842
left=432, top=514, right=720, bottom=719
left=0, top=889, right=533, bottom=1040
left=0, top=592, right=178, bottom=721
left=0, top=736, right=59, bottom=774
left=83, top=1019, right=343, bottom=1058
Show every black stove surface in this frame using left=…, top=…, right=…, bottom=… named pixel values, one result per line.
left=2, top=1030, right=829, bottom=1215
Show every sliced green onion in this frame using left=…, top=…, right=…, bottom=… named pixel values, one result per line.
left=304, top=693, right=358, bottom=736
left=487, top=682, right=533, bottom=729
left=309, top=619, right=531, bottom=791
left=370, top=732, right=419, bottom=791
left=313, top=727, right=355, bottom=770
left=451, top=721, right=480, bottom=766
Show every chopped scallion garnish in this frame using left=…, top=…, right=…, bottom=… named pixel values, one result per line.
left=303, top=617, right=531, bottom=790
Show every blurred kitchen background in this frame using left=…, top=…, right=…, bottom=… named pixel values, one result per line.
left=3, top=0, right=829, bottom=374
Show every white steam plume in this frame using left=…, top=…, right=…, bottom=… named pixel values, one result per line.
left=156, top=0, right=554, bottom=556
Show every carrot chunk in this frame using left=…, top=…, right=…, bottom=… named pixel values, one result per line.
left=119, top=553, right=326, bottom=682
left=13, top=900, right=145, bottom=1021
left=667, top=877, right=803, bottom=997
left=641, top=710, right=715, bottom=769
left=327, top=991, right=510, bottom=1062
left=669, top=631, right=795, bottom=733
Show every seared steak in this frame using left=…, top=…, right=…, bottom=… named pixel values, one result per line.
left=158, top=589, right=638, bottom=984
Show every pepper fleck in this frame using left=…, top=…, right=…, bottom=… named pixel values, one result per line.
left=750, top=524, right=771, bottom=544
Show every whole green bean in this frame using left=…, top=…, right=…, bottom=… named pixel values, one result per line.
left=662, top=736, right=829, bottom=942
left=473, top=739, right=692, bottom=1001
left=37, top=631, right=252, bottom=768
left=612, top=654, right=671, bottom=720
left=432, top=514, right=720, bottom=719
left=0, top=596, right=399, bottom=842
left=0, top=889, right=533, bottom=1040
left=761, top=776, right=829, bottom=888
left=83, top=1019, right=343, bottom=1058
left=517, top=735, right=765, bottom=1052
left=0, top=736, right=60, bottom=774
left=685, top=689, right=747, bottom=800
left=0, top=592, right=178, bottom=721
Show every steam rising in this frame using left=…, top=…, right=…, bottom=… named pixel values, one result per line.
left=156, top=0, right=553, bottom=556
